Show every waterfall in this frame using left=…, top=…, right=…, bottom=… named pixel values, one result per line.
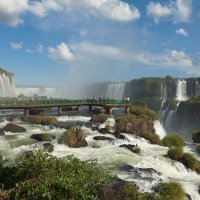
left=154, top=120, right=167, bottom=139
left=196, top=81, right=200, bottom=96
left=176, top=79, right=188, bottom=101
left=106, top=83, right=125, bottom=99
left=161, top=83, right=167, bottom=100
left=0, top=73, right=16, bottom=97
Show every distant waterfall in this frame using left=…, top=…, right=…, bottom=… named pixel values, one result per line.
left=176, top=79, right=188, bottom=101
left=0, top=73, right=16, bottom=97
left=160, top=83, right=167, bottom=100
left=106, top=83, right=125, bottom=99
left=196, top=81, right=200, bottom=96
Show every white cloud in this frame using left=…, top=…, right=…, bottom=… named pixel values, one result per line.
left=176, top=28, right=188, bottom=36
left=0, top=0, right=28, bottom=26
left=10, top=42, right=23, bottom=50
left=48, top=42, right=75, bottom=62
left=35, top=43, right=44, bottom=53
left=147, top=0, right=192, bottom=23
left=29, top=0, right=140, bottom=22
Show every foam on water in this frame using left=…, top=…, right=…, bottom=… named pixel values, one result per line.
left=154, top=120, right=167, bottom=139
left=57, top=116, right=91, bottom=122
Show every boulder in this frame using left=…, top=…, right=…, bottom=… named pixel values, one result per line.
left=93, top=136, right=113, bottom=141
left=0, top=129, right=5, bottom=136
left=99, top=128, right=112, bottom=134
left=1, top=123, right=26, bottom=133
left=31, top=134, right=55, bottom=142
left=113, top=130, right=126, bottom=139
left=43, top=143, right=54, bottom=152
left=192, top=131, right=200, bottom=143
left=62, top=125, right=88, bottom=148
left=92, top=126, right=99, bottom=131
left=119, top=144, right=140, bottom=154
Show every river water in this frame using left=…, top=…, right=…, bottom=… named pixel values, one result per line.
left=0, top=111, right=200, bottom=199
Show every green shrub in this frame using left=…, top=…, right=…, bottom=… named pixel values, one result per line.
left=167, top=147, right=183, bottom=160
left=27, top=116, right=58, bottom=126
left=181, top=153, right=199, bottom=171
left=197, top=145, right=200, bottom=155
left=155, top=182, right=185, bottom=200
left=162, top=134, right=184, bottom=148
left=143, top=131, right=162, bottom=145
left=105, top=124, right=111, bottom=131
left=3, top=151, right=113, bottom=200
left=129, top=106, right=158, bottom=121
left=92, top=107, right=104, bottom=114
left=91, top=114, right=108, bottom=124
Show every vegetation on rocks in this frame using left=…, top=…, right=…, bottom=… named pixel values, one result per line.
left=115, top=106, right=161, bottom=145
left=167, top=147, right=183, bottom=160
left=25, top=115, right=58, bottom=126
left=0, top=151, right=113, bottom=200
left=162, top=134, right=184, bottom=148
left=191, top=130, right=200, bottom=143
left=91, top=114, right=108, bottom=124
left=59, top=125, right=88, bottom=148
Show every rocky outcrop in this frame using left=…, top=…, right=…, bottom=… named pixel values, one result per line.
left=99, top=128, right=112, bottom=134
left=192, top=131, right=200, bottom=143
left=0, top=123, right=26, bottom=134
left=93, top=136, right=113, bottom=141
left=61, top=125, right=88, bottom=148
left=119, top=144, right=140, bottom=154
left=113, top=130, right=126, bottom=139
left=31, top=134, right=55, bottom=142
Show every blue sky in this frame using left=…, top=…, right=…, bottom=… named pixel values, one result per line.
left=0, top=0, right=200, bottom=86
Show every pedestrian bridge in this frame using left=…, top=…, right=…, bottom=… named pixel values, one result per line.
left=0, top=99, right=132, bottom=116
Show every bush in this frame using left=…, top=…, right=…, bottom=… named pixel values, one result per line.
left=181, top=153, right=199, bottom=171
left=167, top=147, right=183, bottom=160
left=2, top=151, right=113, bottom=200
left=26, top=116, right=58, bottom=126
left=91, top=114, right=108, bottom=124
left=143, top=131, right=161, bottom=145
left=197, top=145, right=200, bottom=155
left=129, top=106, right=158, bottom=121
left=155, top=182, right=185, bottom=200
left=162, top=134, right=184, bottom=148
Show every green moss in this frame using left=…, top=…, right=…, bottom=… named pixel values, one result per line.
left=155, top=182, right=185, bottom=200
left=181, top=153, right=199, bottom=171
left=162, top=134, right=184, bottom=148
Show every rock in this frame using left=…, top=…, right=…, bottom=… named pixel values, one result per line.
left=93, top=136, right=113, bottom=141
left=43, top=143, right=54, bottom=152
left=0, top=129, right=5, bottom=136
left=92, top=126, right=99, bottom=131
left=99, top=128, right=112, bottom=134
left=192, top=131, right=200, bottom=143
left=186, top=194, right=192, bottom=200
left=31, top=134, right=55, bottom=142
left=98, top=179, right=139, bottom=200
left=1, top=123, right=26, bottom=133
left=62, top=125, right=88, bottom=148
left=113, top=130, right=126, bottom=139
left=119, top=144, right=140, bottom=154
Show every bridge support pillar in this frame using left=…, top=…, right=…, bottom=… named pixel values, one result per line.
left=24, top=108, right=29, bottom=117
left=58, top=107, right=63, bottom=115
left=76, top=105, right=80, bottom=111
left=89, top=105, right=92, bottom=112
left=125, top=106, right=130, bottom=115
left=105, top=106, right=112, bottom=115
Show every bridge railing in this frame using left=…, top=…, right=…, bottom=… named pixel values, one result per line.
left=0, top=99, right=132, bottom=107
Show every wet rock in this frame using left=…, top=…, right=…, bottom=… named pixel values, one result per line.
left=0, top=129, right=5, bottom=136
left=186, top=194, right=192, bottom=200
left=119, top=144, right=140, bottom=154
left=1, top=123, right=26, bottom=133
left=113, top=130, right=126, bottom=139
left=62, top=125, right=88, bottom=148
left=93, top=136, right=113, bottom=141
left=99, top=128, right=112, bottom=134
left=31, top=134, right=55, bottom=142
left=98, top=179, right=139, bottom=200
left=92, top=126, right=99, bottom=131
left=43, top=143, right=54, bottom=152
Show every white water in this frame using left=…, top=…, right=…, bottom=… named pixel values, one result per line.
left=161, top=83, right=167, bottom=100
left=176, top=79, right=188, bottom=101
left=0, top=73, right=16, bottom=97
left=196, top=81, right=200, bottom=96
left=106, top=83, right=125, bottom=99
left=57, top=116, right=91, bottom=122
left=0, top=116, right=200, bottom=199
left=154, top=120, right=167, bottom=139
